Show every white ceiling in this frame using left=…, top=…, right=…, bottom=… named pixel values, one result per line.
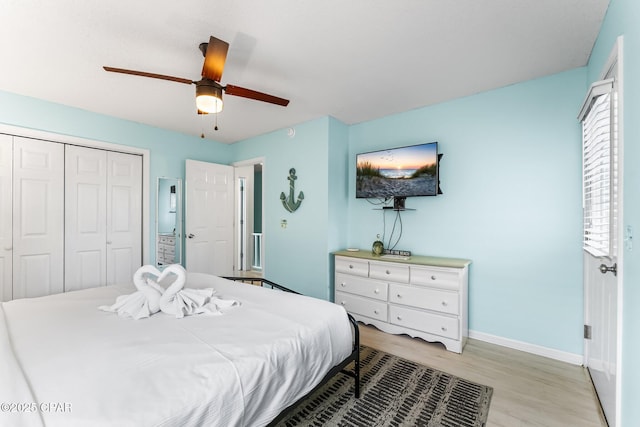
left=0, top=0, right=609, bottom=144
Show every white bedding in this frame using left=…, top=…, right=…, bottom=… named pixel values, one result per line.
left=0, top=273, right=353, bottom=427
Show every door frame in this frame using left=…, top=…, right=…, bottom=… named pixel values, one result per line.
left=0, top=123, right=150, bottom=264
left=582, top=36, right=624, bottom=427
left=232, top=157, right=265, bottom=275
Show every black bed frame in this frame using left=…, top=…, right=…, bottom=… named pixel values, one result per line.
left=222, top=277, right=361, bottom=425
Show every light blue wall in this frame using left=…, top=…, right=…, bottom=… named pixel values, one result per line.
left=587, top=0, right=640, bottom=425
left=348, top=68, right=586, bottom=355
left=0, top=90, right=232, bottom=263
left=327, top=118, right=350, bottom=299
left=232, top=117, right=338, bottom=299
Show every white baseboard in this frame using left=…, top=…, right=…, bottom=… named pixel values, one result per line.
left=469, top=330, right=583, bottom=366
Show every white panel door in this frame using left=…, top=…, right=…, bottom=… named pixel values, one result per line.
left=12, top=137, right=64, bottom=298
left=65, top=146, right=107, bottom=292
left=0, top=135, right=13, bottom=301
left=106, top=152, right=142, bottom=285
left=186, top=159, right=234, bottom=276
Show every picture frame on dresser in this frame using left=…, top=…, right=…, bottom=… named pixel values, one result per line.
left=333, top=250, right=470, bottom=353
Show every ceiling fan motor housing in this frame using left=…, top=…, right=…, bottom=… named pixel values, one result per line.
left=195, top=79, right=224, bottom=113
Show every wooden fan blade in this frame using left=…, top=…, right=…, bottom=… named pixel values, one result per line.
left=201, top=36, right=229, bottom=82
left=225, top=84, right=290, bottom=106
left=103, top=66, right=193, bottom=85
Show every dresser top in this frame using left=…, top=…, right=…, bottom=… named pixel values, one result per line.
left=333, top=250, right=471, bottom=269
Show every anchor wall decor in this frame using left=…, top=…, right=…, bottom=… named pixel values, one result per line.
left=280, top=168, right=304, bottom=212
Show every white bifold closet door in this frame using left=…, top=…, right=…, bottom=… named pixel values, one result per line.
left=65, top=146, right=142, bottom=292
left=12, top=137, right=65, bottom=299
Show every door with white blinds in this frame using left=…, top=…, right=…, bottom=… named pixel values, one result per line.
left=579, top=50, right=621, bottom=425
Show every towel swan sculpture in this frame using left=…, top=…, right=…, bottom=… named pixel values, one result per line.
left=157, top=264, right=215, bottom=318
left=100, top=264, right=239, bottom=319
left=156, top=264, right=239, bottom=318
left=99, top=265, right=164, bottom=319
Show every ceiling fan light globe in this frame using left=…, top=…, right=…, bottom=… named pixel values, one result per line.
left=195, top=80, right=224, bottom=113
left=196, top=95, right=223, bottom=113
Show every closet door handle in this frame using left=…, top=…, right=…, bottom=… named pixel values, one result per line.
left=188, top=233, right=195, bottom=239
left=106, top=241, right=112, bottom=245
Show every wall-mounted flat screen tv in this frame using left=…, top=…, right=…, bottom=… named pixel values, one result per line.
left=356, top=141, right=439, bottom=200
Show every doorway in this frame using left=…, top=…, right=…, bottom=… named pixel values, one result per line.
left=233, top=158, right=264, bottom=277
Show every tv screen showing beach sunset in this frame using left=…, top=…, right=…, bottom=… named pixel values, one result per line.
left=356, top=142, right=438, bottom=198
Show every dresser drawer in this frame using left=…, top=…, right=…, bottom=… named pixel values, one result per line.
left=410, top=266, right=461, bottom=290
left=389, top=284, right=459, bottom=315
left=335, top=291, right=387, bottom=321
left=159, top=235, right=176, bottom=245
left=159, top=244, right=175, bottom=254
left=335, top=256, right=369, bottom=277
left=336, top=273, right=387, bottom=301
left=369, top=261, right=409, bottom=283
left=389, top=305, right=459, bottom=340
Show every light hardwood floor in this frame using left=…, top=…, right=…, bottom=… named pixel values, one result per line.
left=359, top=324, right=608, bottom=427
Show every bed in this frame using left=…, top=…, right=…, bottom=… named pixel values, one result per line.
left=0, top=273, right=359, bottom=427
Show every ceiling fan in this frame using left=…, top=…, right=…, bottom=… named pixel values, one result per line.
left=103, top=36, right=290, bottom=115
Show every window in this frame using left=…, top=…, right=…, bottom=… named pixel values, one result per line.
left=579, top=78, right=617, bottom=257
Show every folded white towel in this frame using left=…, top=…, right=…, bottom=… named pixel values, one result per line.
left=195, top=297, right=241, bottom=315
left=99, top=265, right=163, bottom=319
left=158, top=264, right=240, bottom=318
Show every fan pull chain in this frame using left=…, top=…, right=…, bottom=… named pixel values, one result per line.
left=200, top=111, right=205, bottom=138
left=214, top=112, right=219, bottom=131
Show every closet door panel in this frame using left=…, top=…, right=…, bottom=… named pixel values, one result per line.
left=0, top=135, right=13, bottom=301
left=65, top=146, right=107, bottom=291
left=106, top=152, right=142, bottom=285
left=12, top=137, right=64, bottom=298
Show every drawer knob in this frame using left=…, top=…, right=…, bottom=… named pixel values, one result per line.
left=374, top=309, right=379, bottom=314
left=441, top=301, right=448, bottom=306
left=397, top=316, right=402, bottom=321
left=441, top=326, right=447, bottom=332
left=349, top=264, right=354, bottom=269
left=340, top=301, right=346, bottom=305
left=396, top=294, right=402, bottom=298
left=386, top=270, right=391, bottom=275
left=374, top=289, right=379, bottom=294
left=341, top=282, right=346, bottom=287
left=431, top=275, right=436, bottom=280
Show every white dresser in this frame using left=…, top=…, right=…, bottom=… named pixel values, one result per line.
left=334, top=250, right=471, bottom=353
left=157, top=234, right=176, bottom=265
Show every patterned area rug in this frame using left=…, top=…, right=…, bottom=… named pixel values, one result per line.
left=275, top=346, right=493, bottom=427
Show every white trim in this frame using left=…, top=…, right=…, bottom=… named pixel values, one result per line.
left=469, top=330, right=583, bottom=366
left=577, top=78, right=614, bottom=121
left=612, top=35, right=624, bottom=427
left=232, top=156, right=265, bottom=167
left=231, top=157, right=266, bottom=276
left=0, top=123, right=150, bottom=264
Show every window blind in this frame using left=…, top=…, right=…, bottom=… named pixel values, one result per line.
left=580, top=79, right=616, bottom=258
